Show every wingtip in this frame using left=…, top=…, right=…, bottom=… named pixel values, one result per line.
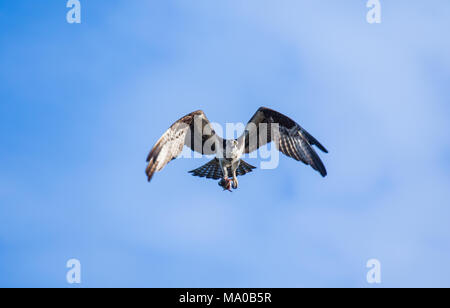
left=145, top=164, right=156, bottom=183
left=146, top=173, right=155, bottom=183
left=314, top=142, right=328, bottom=154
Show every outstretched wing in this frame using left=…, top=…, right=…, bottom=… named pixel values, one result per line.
left=241, top=107, right=328, bottom=177
left=146, top=110, right=220, bottom=182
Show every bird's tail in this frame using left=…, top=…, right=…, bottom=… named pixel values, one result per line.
left=188, top=158, right=256, bottom=180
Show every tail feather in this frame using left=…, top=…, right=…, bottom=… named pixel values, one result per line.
left=236, top=160, right=257, bottom=176
left=189, top=159, right=256, bottom=180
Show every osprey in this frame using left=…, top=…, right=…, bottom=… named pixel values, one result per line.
left=146, top=107, right=328, bottom=191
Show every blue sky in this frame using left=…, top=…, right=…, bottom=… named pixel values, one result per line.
left=0, top=0, right=449, bottom=287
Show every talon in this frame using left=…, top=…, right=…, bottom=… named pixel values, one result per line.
left=232, top=178, right=238, bottom=189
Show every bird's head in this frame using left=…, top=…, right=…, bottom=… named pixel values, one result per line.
left=224, top=139, right=239, bottom=158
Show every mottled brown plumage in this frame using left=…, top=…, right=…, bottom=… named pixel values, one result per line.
left=145, top=107, right=328, bottom=190
left=243, top=107, right=328, bottom=177
left=145, top=110, right=221, bottom=182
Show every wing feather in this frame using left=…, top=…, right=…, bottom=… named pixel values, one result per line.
left=146, top=110, right=219, bottom=182
left=241, top=107, right=328, bottom=177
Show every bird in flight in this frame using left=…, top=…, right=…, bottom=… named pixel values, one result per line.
left=146, top=107, right=328, bottom=191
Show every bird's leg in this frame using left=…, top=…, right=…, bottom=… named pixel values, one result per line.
left=231, top=161, right=240, bottom=189
left=218, top=161, right=233, bottom=192
left=231, top=171, right=238, bottom=189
